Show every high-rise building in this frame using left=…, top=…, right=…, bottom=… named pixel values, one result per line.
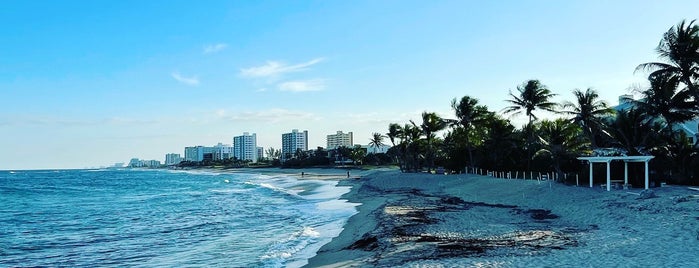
left=257, top=147, right=264, bottom=161
left=282, top=129, right=308, bottom=161
left=212, top=143, right=234, bottom=160
left=165, top=153, right=182, bottom=166
left=184, top=144, right=232, bottom=162
left=233, top=132, right=258, bottom=163
left=184, top=146, right=205, bottom=162
left=327, top=131, right=353, bottom=149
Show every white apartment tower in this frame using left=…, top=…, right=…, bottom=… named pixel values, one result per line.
left=165, top=153, right=182, bottom=166
left=282, top=129, right=308, bottom=161
left=233, top=132, right=258, bottom=163
left=327, top=131, right=353, bottom=149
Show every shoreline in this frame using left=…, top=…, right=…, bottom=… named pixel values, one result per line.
left=305, top=170, right=699, bottom=267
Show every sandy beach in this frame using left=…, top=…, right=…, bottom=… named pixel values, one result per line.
left=305, top=170, right=699, bottom=267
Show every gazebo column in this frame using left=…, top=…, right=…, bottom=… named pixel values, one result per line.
left=606, top=160, right=611, bottom=191
left=644, top=160, right=650, bottom=189
left=589, top=162, right=593, bottom=188
left=624, top=161, right=629, bottom=186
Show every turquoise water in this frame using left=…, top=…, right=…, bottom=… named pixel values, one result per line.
left=0, top=169, right=356, bottom=267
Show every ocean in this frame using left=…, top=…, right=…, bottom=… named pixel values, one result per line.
left=0, top=169, right=357, bottom=267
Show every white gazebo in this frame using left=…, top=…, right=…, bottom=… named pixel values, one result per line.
left=577, top=156, right=655, bottom=191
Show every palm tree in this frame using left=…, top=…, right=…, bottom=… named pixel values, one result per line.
left=415, top=112, right=447, bottom=172
left=368, top=132, right=386, bottom=154
left=636, top=19, right=699, bottom=102
left=561, top=88, right=614, bottom=149
left=387, top=123, right=401, bottom=146
left=604, top=108, right=664, bottom=156
left=349, top=145, right=366, bottom=166
left=534, top=119, right=589, bottom=179
left=503, top=79, right=558, bottom=169
left=451, top=95, right=490, bottom=169
left=403, top=123, right=424, bottom=172
left=633, top=73, right=698, bottom=129
left=480, top=114, right=523, bottom=170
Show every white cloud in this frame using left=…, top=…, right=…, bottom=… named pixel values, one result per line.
left=203, top=43, right=228, bottom=54
left=256, top=88, right=268, bottom=92
left=217, top=108, right=321, bottom=123
left=278, top=79, right=326, bottom=92
left=171, top=72, right=200, bottom=86
left=240, top=58, right=325, bottom=78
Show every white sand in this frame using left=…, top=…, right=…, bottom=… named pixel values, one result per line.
left=305, top=170, right=699, bottom=267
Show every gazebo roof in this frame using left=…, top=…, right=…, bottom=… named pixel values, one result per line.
left=577, top=155, right=654, bottom=163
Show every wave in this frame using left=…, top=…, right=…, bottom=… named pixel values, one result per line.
left=243, top=181, right=303, bottom=198
left=260, top=226, right=321, bottom=267
left=164, top=169, right=223, bottom=176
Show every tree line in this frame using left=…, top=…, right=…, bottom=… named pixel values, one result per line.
left=383, top=19, right=699, bottom=186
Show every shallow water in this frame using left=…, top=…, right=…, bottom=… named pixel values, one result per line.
left=0, top=169, right=356, bottom=267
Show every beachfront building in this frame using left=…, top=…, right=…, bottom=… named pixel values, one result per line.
left=184, top=146, right=206, bottom=162
left=212, top=143, right=234, bottom=161
left=363, top=144, right=391, bottom=154
left=233, top=132, right=258, bottom=163
left=327, top=131, right=353, bottom=149
left=143, top=160, right=162, bottom=168
left=184, top=144, right=233, bottom=162
left=165, top=153, right=182, bottom=166
left=128, top=158, right=162, bottom=168
left=257, top=147, right=264, bottom=161
left=616, top=95, right=699, bottom=144
left=128, top=158, right=144, bottom=167
left=282, top=129, right=308, bottom=161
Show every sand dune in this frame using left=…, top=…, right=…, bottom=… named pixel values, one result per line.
left=305, top=170, right=699, bottom=267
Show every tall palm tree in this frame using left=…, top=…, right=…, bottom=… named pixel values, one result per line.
left=451, top=95, right=490, bottom=169
left=561, top=88, right=614, bottom=149
left=387, top=123, right=402, bottom=146
left=414, top=112, right=447, bottom=172
left=503, top=79, right=558, bottom=169
left=633, top=73, right=698, bottom=129
left=534, top=119, right=589, bottom=179
left=636, top=19, right=699, bottom=102
left=402, top=123, right=423, bottom=172
left=349, top=145, right=366, bottom=166
left=368, top=132, right=386, bottom=154
left=604, top=108, right=665, bottom=156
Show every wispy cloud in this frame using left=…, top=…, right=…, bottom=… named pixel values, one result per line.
left=256, top=88, right=268, bottom=92
left=240, top=58, right=324, bottom=78
left=216, top=108, right=321, bottom=123
left=0, top=115, right=158, bottom=127
left=278, top=79, right=326, bottom=92
left=171, top=72, right=200, bottom=86
left=203, top=43, right=228, bottom=54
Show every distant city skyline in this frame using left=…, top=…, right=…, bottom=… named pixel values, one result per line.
left=2, top=1, right=699, bottom=169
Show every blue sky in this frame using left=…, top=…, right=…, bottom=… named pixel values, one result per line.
left=2, top=0, right=698, bottom=170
